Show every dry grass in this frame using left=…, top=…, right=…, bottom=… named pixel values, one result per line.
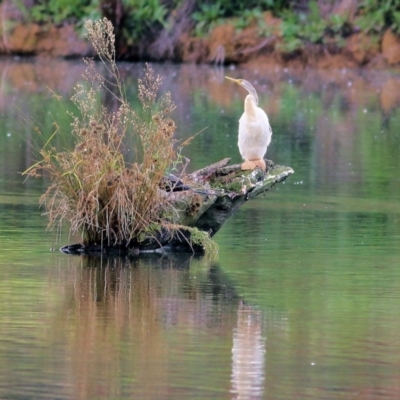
left=24, top=18, right=215, bottom=251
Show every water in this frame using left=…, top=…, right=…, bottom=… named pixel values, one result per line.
left=1, top=57, right=400, bottom=399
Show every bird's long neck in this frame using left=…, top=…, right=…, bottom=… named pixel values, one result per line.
left=244, top=95, right=259, bottom=119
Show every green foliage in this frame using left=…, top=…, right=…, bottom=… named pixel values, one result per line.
left=233, top=8, right=265, bottom=32
left=12, top=0, right=400, bottom=58
left=122, top=0, right=168, bottom=42
left=187, top=226, right=219, bottom=253
left=355, top=0, right=400, bottom=33
left=192, top=3, right=223, bottom=37
left=191, top=0, right=290, bottom=36
left=17, top=0, right=97, bottom=24
left=279, top=11, right=303, bottom=52
left=279, top=0, right=349, bottom=53
left=215, top=0, right=287, bottom=16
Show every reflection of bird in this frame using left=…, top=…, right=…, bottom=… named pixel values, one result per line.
left=225, top=76, right=272, bottom=171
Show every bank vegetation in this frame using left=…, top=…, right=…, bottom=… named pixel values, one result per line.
left=1, top=0, right=400, bottom=68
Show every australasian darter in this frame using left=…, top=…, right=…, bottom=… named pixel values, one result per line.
left=225, top=77, right=272, bottom=171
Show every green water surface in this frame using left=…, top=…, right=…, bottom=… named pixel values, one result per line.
left=0, top=59, right=400, bottom=399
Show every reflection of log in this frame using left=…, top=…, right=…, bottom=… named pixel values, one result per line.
left=61, top=158, right=294, bottom=255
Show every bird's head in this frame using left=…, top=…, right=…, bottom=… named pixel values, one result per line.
left=225, top=76, right=259, bottom=106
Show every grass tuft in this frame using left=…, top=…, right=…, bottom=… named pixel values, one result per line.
left=24, top=18, right=216, bottom=252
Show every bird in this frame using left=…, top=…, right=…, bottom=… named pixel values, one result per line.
left=225, top=76, right=272, bottom=171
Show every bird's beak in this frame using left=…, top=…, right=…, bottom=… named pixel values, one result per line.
left=225, top=76, right=241, bottom=85
left=225, top=76, right=258, bottom=105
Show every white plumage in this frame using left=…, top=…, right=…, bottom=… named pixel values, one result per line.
left=226, top=77, right=272, bottom=171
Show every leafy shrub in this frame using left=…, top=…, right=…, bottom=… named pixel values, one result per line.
left=191, top=0, right=290, bottom=35
left=192, top=3, right=223, bottom=36
left=355, top=0, right=400, bottom=34
left=14, top=0, right=400, bottom=58
left=122, top=0, right=169, bottom=42
left=279, top=0, right=350, bottom=53
left=16, top=0, right=97, bottom=24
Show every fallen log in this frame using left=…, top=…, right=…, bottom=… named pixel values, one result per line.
left=61, top=158, right=294, bottom=255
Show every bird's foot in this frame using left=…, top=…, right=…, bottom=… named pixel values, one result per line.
left=241, top=159, right=266, bottom=171
left=241, top=160, right=257, bottom=170
left=253, top=159, right=266, bottom=171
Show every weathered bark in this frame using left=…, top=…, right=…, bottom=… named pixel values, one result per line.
left=61, top=158, right=294, bottom=255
